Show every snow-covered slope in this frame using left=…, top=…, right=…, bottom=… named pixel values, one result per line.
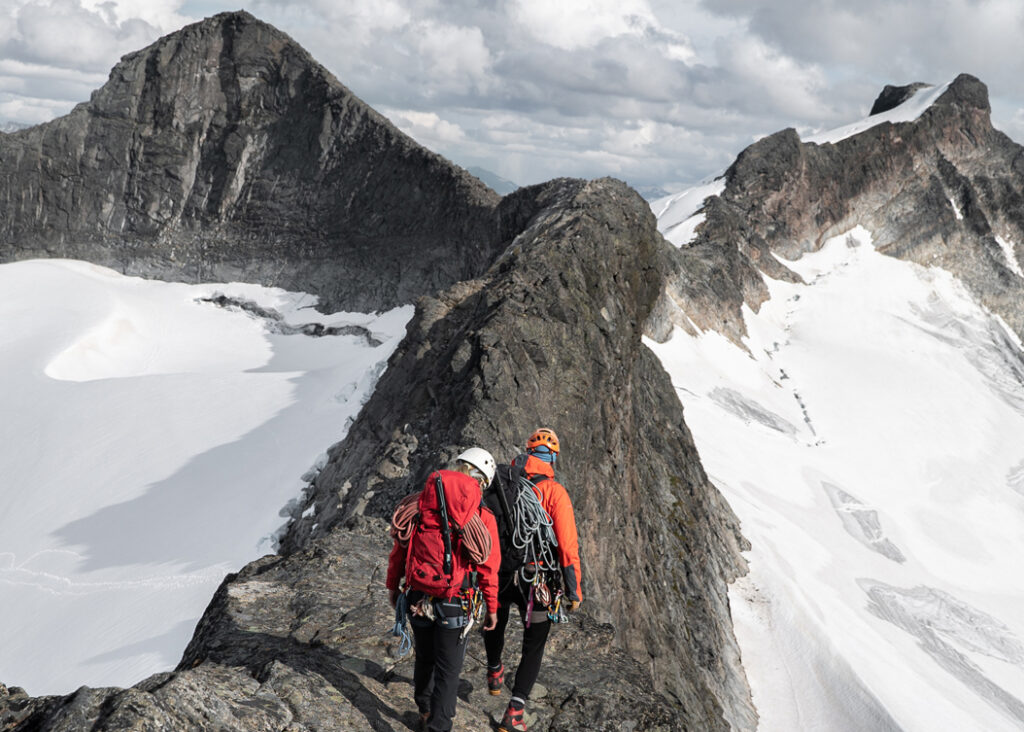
left=0, top=260, right=411, bottom=695
left=648, top=228, right=1024, bottom=730
left=652, top=178, right=726, bottom=247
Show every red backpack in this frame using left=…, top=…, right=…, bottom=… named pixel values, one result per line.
left=405, top=470, right=482, bottom=598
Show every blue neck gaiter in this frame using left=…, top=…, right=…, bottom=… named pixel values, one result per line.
left=528, top=446, right=557, bottom=464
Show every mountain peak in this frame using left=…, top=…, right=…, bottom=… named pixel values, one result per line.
left=868, top=74, right=990, bottom=118
left=0, top=13, right=502, bottom=313
left=935, top=72, right=991, bottom=113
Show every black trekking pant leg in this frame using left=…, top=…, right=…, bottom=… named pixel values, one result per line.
left=411, top=617, right=436, bottom=714
left=483, top=582, right=552, bottom=701
left=411, top=615, right=468, bottom=732
left=483, top=597, right=513, bottom=668
left=511, top=616, right=551, bottom=700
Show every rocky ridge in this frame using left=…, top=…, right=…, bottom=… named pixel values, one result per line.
left=656, top=74, right=1024, bottom=346
left=0, top=177, right=753, bottom=731
left=0, top=11, right=502, bottom=312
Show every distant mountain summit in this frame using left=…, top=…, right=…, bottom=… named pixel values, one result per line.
left=466, top=166, right=519, bottom=195
left=654, top=74, right=1024, bottom=346
left=0, top=11, right=501, bottom=311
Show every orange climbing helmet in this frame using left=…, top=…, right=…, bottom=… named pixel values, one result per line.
left=526, top=427, right=560, bottom=454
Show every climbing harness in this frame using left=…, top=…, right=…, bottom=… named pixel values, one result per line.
left=459, top=586, right=486, bottom=639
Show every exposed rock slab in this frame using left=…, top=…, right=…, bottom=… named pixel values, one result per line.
left=870, top=82, right=931, bottom=115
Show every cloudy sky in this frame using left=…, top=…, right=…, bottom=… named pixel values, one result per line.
left=2, top=0, right=1022, bottom=193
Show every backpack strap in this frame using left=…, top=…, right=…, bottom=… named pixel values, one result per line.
left=433, top=473, right=455, bottom=577
left=494, top=465, right=515, bottom=535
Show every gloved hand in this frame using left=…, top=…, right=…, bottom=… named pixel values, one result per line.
left=484, top=611, right=498, bottom=631
left=568, top=599, right=582, bottom=612
left=389, top=588, right=400, bottom=609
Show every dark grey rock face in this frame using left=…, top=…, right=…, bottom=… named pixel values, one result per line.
left=0, top=179, right=754, bottom=731
left=288, top=178, right=754, bottom=729
left=870, top=82, right=931, bottom=115
left=0, top=11, right=501, bottom=312
left=657, top=74, right=1024, bottom=345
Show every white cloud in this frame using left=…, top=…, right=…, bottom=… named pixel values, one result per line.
left=0, top=58, right=106, bottom=85
left=0, top=93, right=76, bottom=124
left=4, top=0, right=161, bottom=71
left=379, top=107, right=467, bottom=147
left=411, top=20, right=492, bottom=93
left=511, top=0, right=656, bottom=50
left=1, top=0, right=1022, bottom=191
left=80, top=0, right=190, bottom=30
left=714, top=34, right=832, bottom=120
left=704, top=0, right=1024, bottom=91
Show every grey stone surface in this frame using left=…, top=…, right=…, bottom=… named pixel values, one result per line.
left=709, top=387, right=799, bottom=435
left=0, top=11, right=502, bottom=313
left=290, top=177, right=755, bottom=730
left=823, top=482, right=906, bottom=563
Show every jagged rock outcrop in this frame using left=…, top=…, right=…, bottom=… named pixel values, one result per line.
left=0, top=11, right=502, bottom=312
left=870, top=82, right=931, bottom=115
left=658, top=73, right=1024, bottom=345
left=1, top=178, right=754, bottom=731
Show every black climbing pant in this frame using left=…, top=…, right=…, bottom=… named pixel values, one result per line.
left=411, top=602, right=468, bottom=732
left=482, top=582, right=552, bottom=701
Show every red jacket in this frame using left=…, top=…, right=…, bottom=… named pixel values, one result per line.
left=386, top=472, right=501, bottom=613
left=520, top=454, right=583, bottom=603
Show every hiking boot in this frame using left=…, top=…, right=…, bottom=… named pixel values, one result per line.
left=487, top=663, right=505, bottom=696
left=498, top=703, right=527, bottom=732
left=417, top=710, right=429, bottom=731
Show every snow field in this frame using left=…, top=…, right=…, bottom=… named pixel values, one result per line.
left=0, top=260, right=412, bottom=695
left=648, top=228, right=1024, bottom=731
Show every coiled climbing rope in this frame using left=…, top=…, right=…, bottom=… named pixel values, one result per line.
left=390, top=491, right=492, bottom=563
left=511, top=477, right=559, bottom=585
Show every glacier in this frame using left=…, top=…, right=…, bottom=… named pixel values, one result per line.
left=0, top=260, right=411, bottom=695
left=649, top=226, right=1024, bottom=731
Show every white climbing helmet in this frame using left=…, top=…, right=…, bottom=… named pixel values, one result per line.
left=456, top=447, right=496, bottom=487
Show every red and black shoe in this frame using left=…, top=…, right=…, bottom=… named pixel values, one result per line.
left=498, top=702, right=527, bottom=732
left=487, top=664, right=505, bottom=696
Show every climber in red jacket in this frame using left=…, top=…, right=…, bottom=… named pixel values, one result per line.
left=387, top=447, right=501, bottom=732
